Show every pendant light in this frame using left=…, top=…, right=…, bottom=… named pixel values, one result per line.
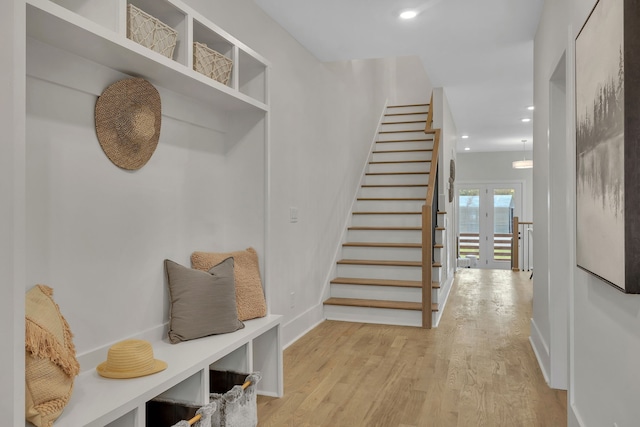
left=512, top=139, right=533, bottom=169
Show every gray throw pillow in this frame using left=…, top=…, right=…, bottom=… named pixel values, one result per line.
left=165, top=258, right=244, bottom=344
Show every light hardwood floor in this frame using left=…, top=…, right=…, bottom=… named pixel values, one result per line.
left=257, top=269, right=567, bottom=426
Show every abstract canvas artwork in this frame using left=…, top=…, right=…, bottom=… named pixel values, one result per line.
left=576, top=0, right=640, bottom=293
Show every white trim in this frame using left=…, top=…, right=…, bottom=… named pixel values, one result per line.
left=432, top=273, right=454, bottom=327
left=569, top=402, right=587, bottom=427
left=529, top=317, right=551, bottom=385
left=282, top=303, right=324, bottom=349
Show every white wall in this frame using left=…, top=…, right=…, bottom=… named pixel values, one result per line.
left=433, top=88, right=458, bottom=288
left=0, top=1, right=25, bottom=424
left=25, top=38, right=263, bottom=357
left=536, top=0, right=640, bottom=425
left=183, top=0, right=433, bottom=345
left=392, top=56, right=434, bottom=105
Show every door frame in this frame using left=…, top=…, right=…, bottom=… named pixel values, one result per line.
left=456, top=180, right=525, bottom=269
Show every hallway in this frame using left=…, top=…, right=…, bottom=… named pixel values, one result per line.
left=257, top=269, right=567, bottom=426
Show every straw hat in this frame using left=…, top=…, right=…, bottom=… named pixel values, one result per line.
left=95, top=78, right=161, bottom=170
left=97, top=339, right=167, bottom=379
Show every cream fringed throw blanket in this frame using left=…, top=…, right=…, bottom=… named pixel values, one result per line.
left=25, top=285, right=80, bottom=427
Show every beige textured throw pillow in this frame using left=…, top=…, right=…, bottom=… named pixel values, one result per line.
left=25, top=285, right=80, bottom=427
left=191, top=248, right=267, bottom=321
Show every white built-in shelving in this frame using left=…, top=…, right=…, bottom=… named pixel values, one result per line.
left=22, top=0, right=277, bottom=426
left=27, top=0, right=270, bottom=112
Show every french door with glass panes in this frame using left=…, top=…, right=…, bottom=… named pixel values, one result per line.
left=457, top=183, right=522, bottom=269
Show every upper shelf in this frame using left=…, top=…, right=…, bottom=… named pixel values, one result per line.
left=26, top=0, right=269, bottom=113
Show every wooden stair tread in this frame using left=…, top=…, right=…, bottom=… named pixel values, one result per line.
left=366, top=171, right=428, bottom=176
left=382, top=120, right=427, bottom=125
left=375, top=138, right=433, bottom=143
left=379, top=130, right=428, bottom=134
left=331, top=277, right=441, bottom=289
left=331, top=277, right=421, bottom=287
left=352, top=211, right=421, bottom=215
left=323, top=297, right=437, bottom=312
left=348, top=226, right=422, bottom=231
left=437, top=211, right=447, bottom=215
left=372, top=149, right=433, bottom=153
left=387, top=103, right=429, bottom=108
left=357, top=197, right=424, bottom=201
left=384, top=112, right=428, bottom=117
left=338, top=259, right=442, bottom=268
left=434, top=244, right=444, bottom=249
left=435, top=226, right=445, bottom=231
left=362, top=184, right=427, bottom=188
left=342, top=242, right=421, bottom=248
left=338, top=259, right=421, bottom=267
left=369, top=160, right=431, bottom=164
left=323, top=298, right=419, bottom=311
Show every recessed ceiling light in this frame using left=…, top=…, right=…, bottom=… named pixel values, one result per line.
left=521, top=118, right=531, bottom=122
left=464, top=147, right=471, bottom=151
left=461, top=135, right=469, bottom=139
left=400, top=10, right=418, bottom=19
left=527, top=106, right=535, bottom=111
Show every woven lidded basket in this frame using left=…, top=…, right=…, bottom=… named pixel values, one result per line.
left=193, top=42, right=233, bottom=85
left=127, top=4, right=178, bottom=59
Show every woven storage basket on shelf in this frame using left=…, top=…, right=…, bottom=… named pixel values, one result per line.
left=127, top=4, right=177, bottom=59
left=193, top=42, right=233, bottom=85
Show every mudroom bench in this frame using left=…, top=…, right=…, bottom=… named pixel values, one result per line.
left=48, top=315, right=282, bottom=427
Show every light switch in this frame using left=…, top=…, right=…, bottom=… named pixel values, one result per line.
left=289, top=207, right=298, bottom=223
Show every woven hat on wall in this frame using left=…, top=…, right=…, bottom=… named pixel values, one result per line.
left=97, top=339, right=167, bottom=379
left=95, top=78, right=161, bottom=170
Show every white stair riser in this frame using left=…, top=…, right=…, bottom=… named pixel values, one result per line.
left=433, top=247, right=443, bottom=263
left=355, top=199, right=425, bottom=212
left=383, top=113, right=428, bottom=123
left=359, top=186, right=427, bottom=199
left=324, top=304, right=422, bottom=327
left=377, top=131, right=429, bottom=142
left=337, top=264, right=422, bottom=281
left=364, top=174, right=429, bottom=186
left=330, top=284, right=421, bottom=302
left=372, top=151, right=432, bottom=162
left=368, top=162, right=430, bottom=174
left=432, top=266, right=441, bottom=282
left=435, top=228, right=445, bottom=245
left=347, top=229, right=422, bottom=243
left=342, top=246, right=421, bottom=262
left=352, top=213, right=422, bottom=227
left=432, top=288, right=440, bottom=302
left=386, top=105, right=429, bottom=115
left=379, top=122, right=426, bottom=132
left=374, top=141, right=433, bottom=151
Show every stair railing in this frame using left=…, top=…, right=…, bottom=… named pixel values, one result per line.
left=422, top=93, right=441, bottom=329
left=511, top=216, right=534, bottom=272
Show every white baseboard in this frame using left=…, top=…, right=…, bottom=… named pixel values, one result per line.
left=433, top=274, right=454, bottom=327
left=529, top=318, right=551, bottom=385
left=569, top=402, right=586, bottom=427
left=282, top=303, right=325, bottom=349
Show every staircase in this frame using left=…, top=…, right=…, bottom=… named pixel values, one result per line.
left=323, top=102, right=445, bottom=328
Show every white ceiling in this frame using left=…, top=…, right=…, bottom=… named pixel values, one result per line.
left=253, top=0, right=543, bottom=153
